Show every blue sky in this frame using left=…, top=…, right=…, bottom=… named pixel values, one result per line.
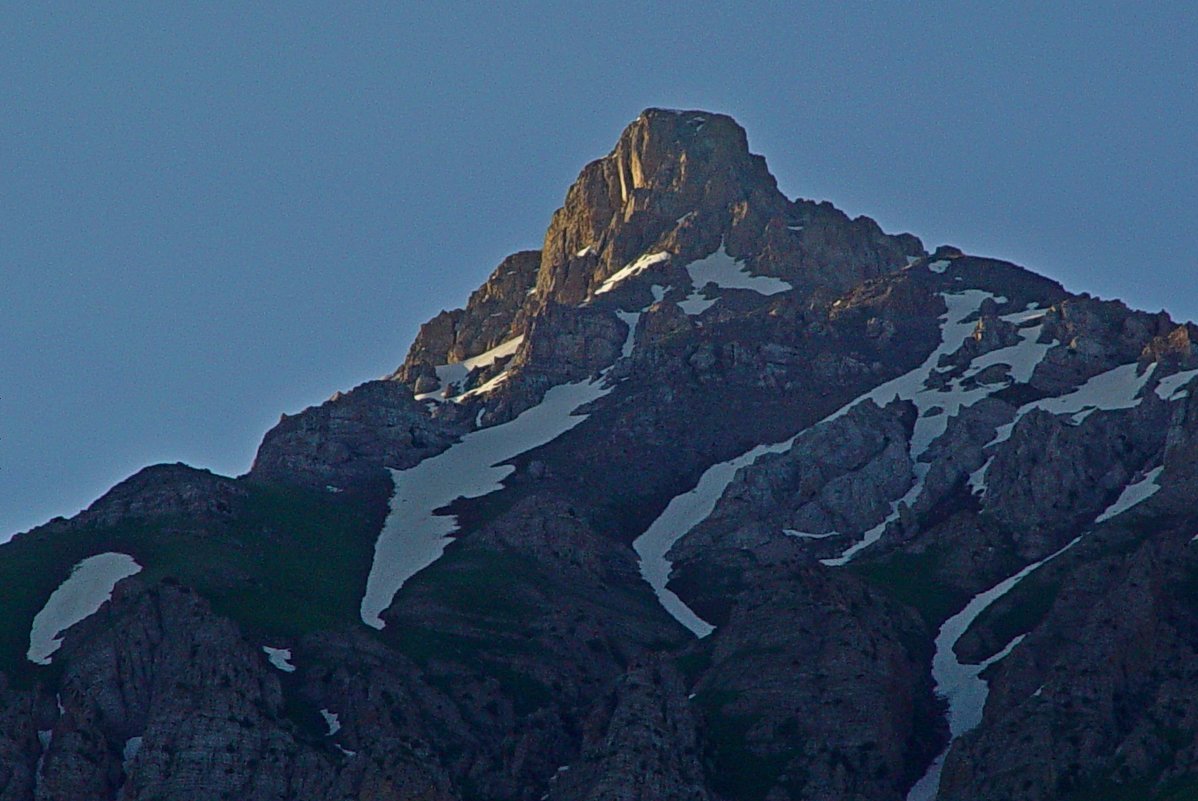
left=2, top=4, right=1195, bottom=537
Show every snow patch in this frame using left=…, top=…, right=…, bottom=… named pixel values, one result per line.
left=595, top=252, right=671, bottom=295
left=616, top=311, right=641, bottom=358
left=782, top=529, right=838, bottom=540
left=634, top=440, right=793, bottom=637
left=991, top=362, right=1157, bottom=449
left=1156, top=369, right=1198, bottom=401
left=28, top=553, right=142, bottom=665
left=685, top=246, right=791, bottom=296
left=907, top=535, right=1081, bottom=801
left=262, top=646, right=296, bottom=673
left=363, top=377, right=612, bottom=628
left=417, top=336, right=525, bottom=402
left=962, top=324, right=1052, bottom=385
left=972, top=361, right=1158, bottom=492
left=320, top=709, right=342, bottom=736
left=674, top=246, right=791, bottom=316
left=1096, top=466, right=1164, bottom=523
left=122, top=736, right=143, bottom=768
left=928, top=259, right=951, bottom=274
left=821, top=290, right=1005, bottom=565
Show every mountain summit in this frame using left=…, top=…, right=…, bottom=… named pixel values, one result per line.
left=3, top=110, right=1198, bottom=801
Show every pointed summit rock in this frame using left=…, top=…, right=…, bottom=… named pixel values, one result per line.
left=393, top=109, right=923, bottom=397
left=536, top=108, right=921, bottom=304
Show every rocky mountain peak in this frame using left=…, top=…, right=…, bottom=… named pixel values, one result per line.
left=535, top=108, right=790, bottom=305
left=15, top=111, right=1198, bottom=801
left=391, top=110, right=923, bottom=405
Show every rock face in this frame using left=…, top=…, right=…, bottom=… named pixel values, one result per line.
left=395, top=250, right=541, bottom=386
left=250, top=379, right=466, bottom=488
left=77, top=464, right=246, bottom=526
left=546, top=659, right=712, bottom=801
left=5, top=109, right=1198, bottom=801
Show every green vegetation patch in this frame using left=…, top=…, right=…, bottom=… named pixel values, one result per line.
left=968, top=568, right=1062, bottom=654
left=850, top=547, right=969, bottom=627
left=0, top=480, right=388, bottom=686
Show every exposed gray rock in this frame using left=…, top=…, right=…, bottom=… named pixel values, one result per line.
left=982, top=395, right=1170, bottom=559
left=250, top=379, right=466, bottom=487
left=547, top=659, right=711, bottom=801
left=77, top=464, right=245, bottom=527
left=394, top=250, right=541, bottom=387
left=693, top=568, right=942, bottom=801
left=672, top=399, right=917, bottom=575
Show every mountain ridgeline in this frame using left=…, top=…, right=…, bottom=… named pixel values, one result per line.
left=4, top=109, right=1198, bottom=801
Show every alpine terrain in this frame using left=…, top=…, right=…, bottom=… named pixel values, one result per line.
left=6, top=109, right=1198, bottom=801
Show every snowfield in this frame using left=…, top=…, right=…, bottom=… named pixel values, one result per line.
left=262, top=646, right=296, bottom=672
left=1095, top=465, right=1164, bottom=523
left=822, top=289, right=1019, bottom=565
left=678, top=246, right=791, bottom=315
left=633, top=440, right=793, bottom=638
left=416, top=335, right=525, bottom=402
left=28, top=552, right=142, bottom=665
left=594, top=252, right=671, bottom=295
left=361, top=377, right=612, bottom=628
left=906, top=535, right=1082, bottom=801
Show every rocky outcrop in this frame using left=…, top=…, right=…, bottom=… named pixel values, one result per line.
left=394, top=250, right=541, bottom=386
left=671, top=399, right=917, bottom=576
left=1032, top=296, right=1175, bottom=393
left=34, top=580, right=331, bottom=801
left=379, top=494, right=691, bottom=799
left=938, top=529, right=1198, bottom=801
left=250, top=379, right=466, bottom=488
left=76, top=464, right=246, bottom=527
left=694, top=568, right=942, bottom=801
left=547, top=659, right=712, bottom=801
left=0, top=678, right=37, bottom=801
left=982, top=395, right=1170, bottom=559
left=535, top=108, right=922, bottom=308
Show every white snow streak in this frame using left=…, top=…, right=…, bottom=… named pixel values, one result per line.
left=685, top=246, right=792, bottom=296
left=28, top=553, right=142, bottom=665
left=634, top=288, right=1056, bottom=627
left=675, top=246, right=792, bottom=316
left=615, top=311, right=640, bottom=358
left=362, top=378, right=611, bottom=628
left=633, top=440, right=793, bottom=638
left=973, top=361, right=1158, bottom=492
left=822, top=290, right=1003, bottom=565
left=928, top=259, right=951, bottom=274
left=262, top=646, right=296, bottom=672
left=122, top=736, right=143, bottom=768
left=782, top=529, right=839, bottom=540
left=1156, top=369, right=1198, bottom=401
left=320, top=709, right=342, bottom=736
left=595, top=252, right=671, bottom=295
left=418, top=336, right=525, bottom=402
left=907, top=535, right=1081, bottom=801
left=1095, top=466, right=1164, bottom=523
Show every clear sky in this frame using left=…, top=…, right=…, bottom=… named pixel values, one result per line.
left=2, top=4, right=1195, bottom=538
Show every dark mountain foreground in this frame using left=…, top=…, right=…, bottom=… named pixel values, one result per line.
left=5, top=109, right=1198, bottom=801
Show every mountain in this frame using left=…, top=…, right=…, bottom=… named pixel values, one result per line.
left=3, top=108, right=1198, bottom=801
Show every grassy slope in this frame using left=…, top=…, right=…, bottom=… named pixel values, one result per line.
left=0, top=479, right=388, bottom=687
